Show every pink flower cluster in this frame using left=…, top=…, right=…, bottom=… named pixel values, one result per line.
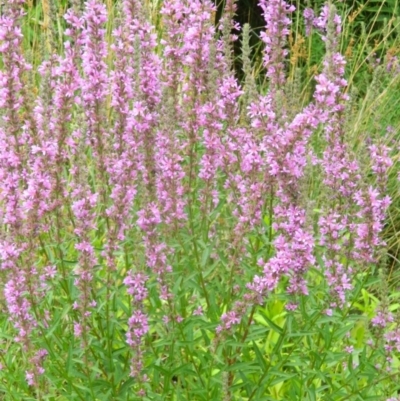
left=0, top=0, right=394, bottom=390
left=259, top=0, right=295, bottom=90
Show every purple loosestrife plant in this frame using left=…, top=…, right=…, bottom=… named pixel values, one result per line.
left=219, top=1, right=319, bottom=325
left=311, top=3, right=392, bottom=312
left=0, top=1, right=49, bottom=389
left=0, top=3, right=29, bottom=231
left=79, top=0, right=110, bottom=223
left=244, top=107, right=319, bottom=304
left=0, top=0, right=398, bottom=399
left=65, top=1, right=107, bottom=350
left=313, top=4, right=359, bottom=309
left=258, top=0, right=295, bottom=92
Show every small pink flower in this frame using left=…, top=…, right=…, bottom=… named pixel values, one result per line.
left=345, top=346, right=353, bottom=354
left=74, top=323, right=82, bottom=338
left=193, top=306, right=203, bottom=316
left=285, top=303, right=298, bottom=311
left=26, top=371, right=34, bottom=386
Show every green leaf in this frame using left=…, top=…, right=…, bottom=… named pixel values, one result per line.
left=252, top=341, right=267, bottom=371
left=256, top=311, right=283, bottom=335
left=46, top=304, right=72, bottom=338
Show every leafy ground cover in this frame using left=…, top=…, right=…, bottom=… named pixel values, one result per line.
left=0, top=0, right=400, bottom=400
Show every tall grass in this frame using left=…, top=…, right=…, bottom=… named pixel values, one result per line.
left=0, top=0, right=399, bottom=400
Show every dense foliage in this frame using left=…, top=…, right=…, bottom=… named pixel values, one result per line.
left=0, top=0, right=399, bottom=400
